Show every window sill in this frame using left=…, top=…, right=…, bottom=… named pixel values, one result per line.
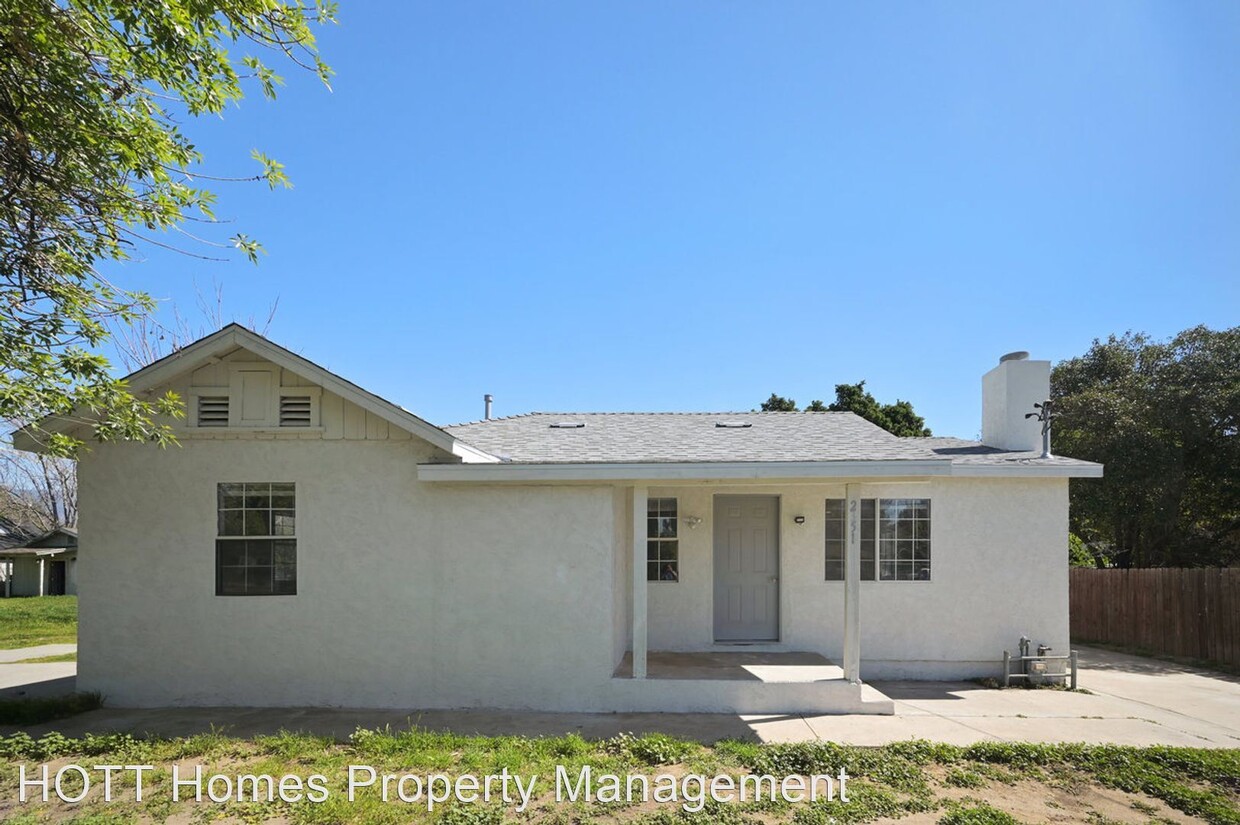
left=822, top=580, right=934, bottom=584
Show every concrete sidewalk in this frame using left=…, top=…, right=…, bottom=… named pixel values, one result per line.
left=3, top=646, right=1238, bottom=746
left=0, top=644, right=76, bottom=701
left=0, top=644, right=76, bottom=664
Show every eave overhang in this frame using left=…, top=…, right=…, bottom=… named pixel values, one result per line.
left=416, top=459, right=1103, bottom=483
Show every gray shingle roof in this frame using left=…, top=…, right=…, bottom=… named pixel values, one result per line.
left=444, top=412, right=1098, bottom=469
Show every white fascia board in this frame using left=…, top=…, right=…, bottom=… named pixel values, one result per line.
left=948, top=463, right=1104, bottom=478
left=451, top=440, right=502, bottom=463
left=417, top=460, right=955, bottom=483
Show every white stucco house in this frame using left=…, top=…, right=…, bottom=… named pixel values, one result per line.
left=15, top=325, right=1101, bottom=715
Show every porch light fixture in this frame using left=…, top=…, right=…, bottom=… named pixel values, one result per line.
left=793, top=515, right=806, bottom=525
left=682, top=516, right=703, bottom=529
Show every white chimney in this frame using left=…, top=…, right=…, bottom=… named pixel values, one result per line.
left=981, top=352, right=1050, bottom=452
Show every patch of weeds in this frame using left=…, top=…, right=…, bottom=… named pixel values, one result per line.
left=0, top=691, right=102, bottom=725
left=256, top=729, right=336, bottom=762
left=605, top=732, right=700, bottom=767
left=944, top=767, right=987, bottom=789
left=1086, top=812, right=1125, bottom=825
left=641, top=798, right=759, bottom=824
left=1130, top=800, right=1159, bottom=815
left=886, top=740, right=964, bottom=765
left=743, top=741, right=851, bottom=775
left=0, top=730, right=76, bottom=759
left=436, top=804, right=508, bottom=825
left=165, top=726, right=244, bottom=759
left=0, top=812, right=45, bottom=825
left=1071, top=746, right=1240, bottom=824
left=938, top=801, right=1020, bottom=825
left=792, top=780, right=933, bottom=825
left=962, top=742, right=1062, bottom=770
left=64, top=811, right=146, bottom=825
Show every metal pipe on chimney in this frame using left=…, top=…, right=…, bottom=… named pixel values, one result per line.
left=484, top=394, right=493, bottom=420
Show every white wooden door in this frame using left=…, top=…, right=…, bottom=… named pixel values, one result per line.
left=713, top=495, right=780, bottom=641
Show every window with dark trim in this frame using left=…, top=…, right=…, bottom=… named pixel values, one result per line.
left=647, top=497, right=679, bottom=581
left=826, top=498, right=927, bottom=581
left=216, top=482, right=296, bottom=595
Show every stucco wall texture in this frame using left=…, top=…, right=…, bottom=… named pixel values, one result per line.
left=77, top=433, right=1068, bottom=709
left=646, top=480, right=1069, bottom=679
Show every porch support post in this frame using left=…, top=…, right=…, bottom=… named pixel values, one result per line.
left=38, top=558, right=46, bottom=597
left=3, top=559, right=9, bottom=598
left=631, top=485, right=648, bottom=679
left=843, top=483, right=862, bottom=683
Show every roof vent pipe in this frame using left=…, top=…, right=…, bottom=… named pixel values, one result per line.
left=484, top=394, right=493, bottom=420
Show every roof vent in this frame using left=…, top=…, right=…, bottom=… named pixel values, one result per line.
left=279, top=395, right=313, bottom=427
left=715, top=421, right=753, bottom=429
left=197, top=395, right=230, bottom=427
left=999, top=351, right=1030, bottom=363
left=549, top=421, right=585, bottom=429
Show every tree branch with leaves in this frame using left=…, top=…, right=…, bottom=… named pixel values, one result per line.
left=0, top=0, right=335, bottom=456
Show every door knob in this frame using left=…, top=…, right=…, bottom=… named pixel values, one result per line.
left=769, top=576, right=779, bottom=583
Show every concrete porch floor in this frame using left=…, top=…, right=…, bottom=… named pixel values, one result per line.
left=613, top=650, right=847, bottom=682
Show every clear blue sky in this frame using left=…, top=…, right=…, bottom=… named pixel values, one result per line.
left=108, top=2, right=1240, bottom=438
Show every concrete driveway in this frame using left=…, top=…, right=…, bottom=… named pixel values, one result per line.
left=0, top=644, right=76, bottom=700
left=2, top=645, right=1237, bottom=746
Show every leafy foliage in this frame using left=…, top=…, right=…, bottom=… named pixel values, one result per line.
left=827, top=381, right=931, bottom=437
left=759, top=382, right=931, bottom=437
left=1052, top=326, right=1239, bottom=567
left=760, top=393, right=798, bottom=412
left=0, top=0, right=335, bottom=456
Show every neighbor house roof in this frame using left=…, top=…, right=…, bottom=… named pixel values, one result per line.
left=0, top=517, right=37, bottom=551
left=434, top=412, right=1103, bottom=480
left=0, top=526, right=76, bottom=557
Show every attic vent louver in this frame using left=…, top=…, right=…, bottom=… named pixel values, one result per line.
left=279, top=395, right=313, bottom=427
left=549, top=422, right=585, bottom=429
left=715, top=421, right=752, bottom=429
left=197, top=396, right=229, bottom=427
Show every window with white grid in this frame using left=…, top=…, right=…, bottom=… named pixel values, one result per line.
left=646, top=497, right=679, bottom=582
left=216, top=482, right=296, bottom=596
left=826, top=498, right=928, bottom=581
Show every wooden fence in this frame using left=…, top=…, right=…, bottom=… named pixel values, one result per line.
left=1070, top=567, right=1240, bottom=667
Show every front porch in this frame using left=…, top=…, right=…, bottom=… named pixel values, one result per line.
left=608, top=651, right=895, bottom=715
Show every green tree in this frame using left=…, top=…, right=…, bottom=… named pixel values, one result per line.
left=1052, top=326, right=1240, bottom=568
left=1, top=0, right=335, bottom=456
left=759, top=393, right=798, bottom=412
left=827, top=381, right=932, bottom=437
left=756, top=382, right=931, bottom=436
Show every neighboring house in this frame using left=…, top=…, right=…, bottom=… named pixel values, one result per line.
left=14, top=326, right=1101, bottom=714
left=0, top=526, right=78, bottom=598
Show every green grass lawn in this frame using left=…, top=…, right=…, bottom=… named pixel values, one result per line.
left=11, top=651, right=76, bottom=664
left=0, top=596, right=77, bottom=649
left=0, top=731, right=1236, bottom=824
